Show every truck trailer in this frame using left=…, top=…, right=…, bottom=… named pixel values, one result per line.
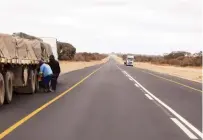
left=0, top=33, right=53, bottom=106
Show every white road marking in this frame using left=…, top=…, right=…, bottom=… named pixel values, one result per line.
left=122, top=71, right=130, bottom=78
left=171, top=118, right=198, bottom=139
left=116, top=65, right=123, bottom=71
left=117, top=66, right=203, bottom=139
left=129, top=78, right=133, bottom=81
left=134, top=83, right=139, bottom=87
left=123, top=71, right=129, bottom=75
left=145, top=94, right=153, bottom=100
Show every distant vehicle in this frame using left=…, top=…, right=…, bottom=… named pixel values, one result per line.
left=124, top=55, right=134, bottom=66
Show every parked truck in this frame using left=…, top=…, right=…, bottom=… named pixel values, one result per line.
left=0, top=32, right=53, bottom=106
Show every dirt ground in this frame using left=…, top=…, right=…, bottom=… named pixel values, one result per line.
left=113, top=55, right=202, bottom=83
left=59, top=57, right=109, bottom=74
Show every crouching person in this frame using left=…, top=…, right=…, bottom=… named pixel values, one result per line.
left=39, top=60, right=53, bottom=92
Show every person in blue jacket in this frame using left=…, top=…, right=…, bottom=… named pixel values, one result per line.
left=39, top=60, right=53, bottom=92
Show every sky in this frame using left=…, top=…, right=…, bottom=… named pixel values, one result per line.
left=0, top=0, right=202, bottom=55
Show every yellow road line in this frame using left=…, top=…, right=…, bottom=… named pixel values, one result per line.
left=143, top=71, right=202, bottom=93
left=0, top=66, right=103, bottom=140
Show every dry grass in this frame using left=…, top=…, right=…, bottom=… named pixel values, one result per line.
left=119, top=51, right=202, bottom=67
left=73, top=53, right=107, bottom=61
left=59, top=57, right=109, bottom=74
left=113, top=55, right=202, bottom=83
left=134, top=62, right=202, bottom=83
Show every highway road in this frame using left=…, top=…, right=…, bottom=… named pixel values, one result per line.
left=0, top=58, right=202, bottom=140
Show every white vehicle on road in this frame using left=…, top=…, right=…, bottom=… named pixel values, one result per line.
left=124, top=55, right=134, bottom=66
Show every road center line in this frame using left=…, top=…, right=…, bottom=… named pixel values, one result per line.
left=117, top=66, right=203, bottom=139
left=145, top=94, right=153, bottom=100
left=0, top=65, right=103, bottom=140
left=171, top=118, right=198, bottom=139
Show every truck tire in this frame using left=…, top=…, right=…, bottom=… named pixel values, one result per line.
left=0, top=73, right=5, bottom=105
left=4, top=71, right=13, bottom=104
left=28, top=70, right=36, bottom=94
left=14, top=69, right=36, bottom=94
left=23, top=67, right=28, bottom=86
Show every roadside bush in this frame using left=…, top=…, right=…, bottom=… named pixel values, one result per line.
left=57, top=42, right=76, bottom=60
left=119, top=51, right=202, bottom=67
left=164, top=51, right=191, bottom=60
left=168, top=59, right=180, bottom=66
left=122, top=55, right=127, bottom=60
left=176, top=56, right=184, bottom=61
left=73, top=53, right=107, bottom=62
left=193, top=57, right=202, bottom=66
left=74, top=53, right=85, bottom=61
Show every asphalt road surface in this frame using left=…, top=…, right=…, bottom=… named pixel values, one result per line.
left=0, top=58, right=202, bottom=140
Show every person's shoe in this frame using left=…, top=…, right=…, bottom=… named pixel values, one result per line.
left=49, top=89, right=55, bottom=92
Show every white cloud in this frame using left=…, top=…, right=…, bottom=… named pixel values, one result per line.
left=0, top=0, right=202, bottom=54
left=39, top=16, right=77, bottom=26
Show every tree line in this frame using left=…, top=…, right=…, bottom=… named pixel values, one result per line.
left=119, top=51, right=202, bottom=67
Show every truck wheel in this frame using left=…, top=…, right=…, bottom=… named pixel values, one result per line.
left=14, top=69, right=36, bottom=94
left=23, top=67, right=28, bottom=86
left=0, top=73, right=5, bottom=105
left=4, top=71, right=13, bottom=104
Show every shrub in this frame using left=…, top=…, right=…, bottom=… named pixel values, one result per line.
left=73, top=53, right=107, bottom=61
left=74, top=53, right=85, bottom=61
left=118, top=51, right=202, bottom=67
left=57, top=42, right=76, bottom=60
left=168, top=59, right=180, bottom=66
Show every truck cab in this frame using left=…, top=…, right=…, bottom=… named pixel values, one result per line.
left=124, top=55, right=134, bottom=66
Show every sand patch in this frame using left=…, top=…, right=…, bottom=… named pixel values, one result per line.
left=113, top=55, right=202, bottom=83
left=59, top=57, right=109, bottom=74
